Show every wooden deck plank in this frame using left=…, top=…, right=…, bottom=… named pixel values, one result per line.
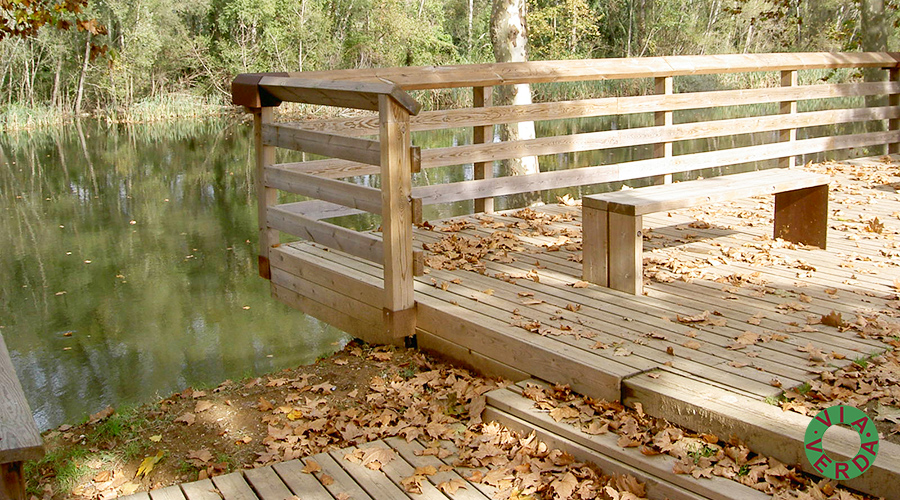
left=211, top=473, right=258, bottom=500
left=118, top=493, right=152, bottom=500
left=623, top=370, right=900, bottom=500
left=148, top=485, right=187, bottom=500
left=383, top=437, right=492, bottom=500
left=243, top=467, right=294, bottom=500
left=270, top=460, right=334, bottom=500
left=485, top=384, right=767, bottom=500
left=327, top=445, right=411, bottom=500
left=354, top=441, right=450, bottom=500
left=179, top=479, right=221, bottom=500
left=304, top=452, right=374, bottom=500
left=389, top=439, right=498, bottom=500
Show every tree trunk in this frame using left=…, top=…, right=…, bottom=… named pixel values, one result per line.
left=491, top=0, right=539, bottom=182
left=861, top=0, right=888, bottom=144
left=75, top=35, right=91, bottom=115
left=51, top=56, right=62, bottom=109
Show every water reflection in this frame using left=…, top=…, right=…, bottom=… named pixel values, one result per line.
left=0, top=119, right=347, bottom=430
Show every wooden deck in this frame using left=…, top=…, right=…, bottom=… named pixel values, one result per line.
left=265, top=156, right=900, bottom=498
left=118, top=437, right=498, bottom=500
left=272, top=157, right=898, bottom=404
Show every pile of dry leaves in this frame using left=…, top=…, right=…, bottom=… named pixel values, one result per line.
left=522, top=383, right=872, bottom=500
left=31, top=343, right=653, bottom=500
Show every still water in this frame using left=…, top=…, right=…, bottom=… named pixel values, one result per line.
left=0, top=118, right=347, bottom=430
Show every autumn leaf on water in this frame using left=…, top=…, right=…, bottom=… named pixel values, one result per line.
left=135, top=451, right=164, bottom=479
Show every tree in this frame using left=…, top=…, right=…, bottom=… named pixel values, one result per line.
left=491, top=0, right=538, bottom=177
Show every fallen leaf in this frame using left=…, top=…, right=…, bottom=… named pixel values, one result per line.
left=174, top=413, right=196, bottom=425
left=821, top=311, right=846, bottom=328
left=88, top=406, right=115, bottom=424
left=437, top=479, right=466, bottom=494
left=550, top=472, right=578, bottom=499
left=194, top=400, right=213, bottom=413
left=682, top=340, right=701, bottom=350
left=414, top=465, right=437, bottom=476
left=401, top=475, right=425, bottom=494
left=570, top=280, right=590, bottom=288
left=148, top=435, right=162, bottom=442
left=320, top=474, right=334, bottom=486
left=135, top=451, right=164, bottom=479
left=302, top=460, right=321, bottom=474
left=257, top=397, right=274, bottom=412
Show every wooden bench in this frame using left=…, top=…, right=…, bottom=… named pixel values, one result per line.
left=1, top=334, right=44, bottom=500
left=582, top=168, right=830, bottom=295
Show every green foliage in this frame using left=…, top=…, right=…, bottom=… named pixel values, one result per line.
left=1, top=0, right=899, bottom=119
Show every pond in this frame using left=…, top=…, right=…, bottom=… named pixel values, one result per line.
left=0, top=118, right=347, bottom=430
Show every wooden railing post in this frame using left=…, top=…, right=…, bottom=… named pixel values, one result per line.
left=890, top=67, right=899, bottom=155
left=253, top=106, right=279, bottom=279
left=779, top=70, right=798, bottom=168
left=379, top=94, right=416, bottom=341
left=653, top=76, right=674, bottom=185
left=473, top=86, right=494, bottom=213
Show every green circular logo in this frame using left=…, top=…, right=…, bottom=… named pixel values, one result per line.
left=804, top=405, right=879, bottom=480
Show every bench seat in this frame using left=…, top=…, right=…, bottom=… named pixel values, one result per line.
left=582, top=168, right=830, bottom=295
left=1, top=335, right=44, bottom=500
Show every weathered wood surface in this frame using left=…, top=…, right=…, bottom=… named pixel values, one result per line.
left=486, top=382, right=770, bottom=500
left=0, top=334, right=43, bottom=500
left=294, top=81, right=900, bottom=137
left=265, top=166, right=383, bottom=215
left=261, top=124, right=381, bottom=166
left=255, top=52, right=900, bottom=91
left=623, top=371, right=900, bottom=500
left=0, top=335, right=43, bottom=464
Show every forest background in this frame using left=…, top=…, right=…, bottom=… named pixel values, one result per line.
left=1, top=0, right=898, bottom=129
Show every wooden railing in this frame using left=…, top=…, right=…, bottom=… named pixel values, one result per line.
left=233, top=52, right=900, bottom=339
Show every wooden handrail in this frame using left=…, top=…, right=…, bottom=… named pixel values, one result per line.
left=242, top=52, right=900, bottom=91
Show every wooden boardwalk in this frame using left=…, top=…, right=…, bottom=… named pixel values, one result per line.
left=272, top=157, right=897, bottom=404
left=117, top=437, right=505, bottom=500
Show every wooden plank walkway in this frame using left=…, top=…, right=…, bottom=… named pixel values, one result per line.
left=260, top=156, right=900, bottom=499
left=272, top=158, right=897, bottom=405
left=118, top=438, right=499, bottom=500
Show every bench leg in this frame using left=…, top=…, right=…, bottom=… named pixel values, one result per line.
left=1, top=462, right=26, bottom=500
left=774, top=184, right=828, bottom=249
left=582, top=206, right=609, bottom=287
left=608, top=213, right=644, bottom=295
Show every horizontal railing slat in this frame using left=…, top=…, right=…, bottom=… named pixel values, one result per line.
left=417, top=106, right=900, bottom=169
left=293, top=81, right=900, bottom=137
left=271, top=52, right=900, bottom=90
left=411, top=130, right=900, bottom=205
left=268, top=205, right=384, bottom=264
left=265, top=167, right=383, bottom=215
left=262, top=124, right=381, bottom=165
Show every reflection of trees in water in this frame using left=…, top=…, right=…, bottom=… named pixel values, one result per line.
left=0, top=118, right=345, bottom=430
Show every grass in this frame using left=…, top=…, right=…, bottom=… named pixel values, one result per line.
left=113, top=94, right=228, bottom=124
left=0, top=103, right=67, bottom=131
left=26, top=406, right=153, bottom=496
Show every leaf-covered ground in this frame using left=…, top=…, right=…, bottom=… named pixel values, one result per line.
left=29, top=341, right=887, bottom=500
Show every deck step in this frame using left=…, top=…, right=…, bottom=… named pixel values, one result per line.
left=623, top=370, right=900, bottom=500
left=484, top=382, right=769, bottom=500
